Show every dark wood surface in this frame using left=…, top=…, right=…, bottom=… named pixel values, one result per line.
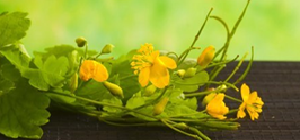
left=1, top=61, right=299, bottom=140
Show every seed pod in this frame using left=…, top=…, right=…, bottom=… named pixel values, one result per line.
left=177, top=69, right=186, bottom=78
left=69, top=50, right=79, bottom=68
left=144, top=84, right=157, bottom=96
left=69, top=73, right=79, bottom=93
left=75, top=37, right=87, bottom=47
left=184, top=67, right=196, bottom=78
left=102, top=44, right=114, bottom=53
left=103, top=81, right=124, bottom=98
left=197, top=46, right=215, bottom=68
left=153, top=97, right=169, bottom=115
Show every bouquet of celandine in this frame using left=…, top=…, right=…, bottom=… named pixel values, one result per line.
left=0, top=0, right=264, bottom=139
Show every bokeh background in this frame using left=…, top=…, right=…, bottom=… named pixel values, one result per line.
left=0, top=0, right=299, bottom=61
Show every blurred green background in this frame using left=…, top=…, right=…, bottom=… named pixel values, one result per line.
left=0, top=0, right=299, bottom=61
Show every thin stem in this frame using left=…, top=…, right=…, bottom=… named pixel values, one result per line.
left=85, top=44, right=89, bottom=59
left=166, top=52, right=179, bottom=60
left=176, top=81, right=238, bottom=91
left=167, top=111, right=205, bottom=118
left=196, top=55, right=239, bottom=71
left=233, top=46, right=254, bottom=85
left=119, top=74, right=137, bottom=80
left=227, top=109, right=238, bottom=114
left=225, top=95, right=242, bottom=102
left=94, top=51, right=104, bottom=59
left=185, top=90, right=218, bottom=97
left=188, top=127, right=211, bottom=140
left=46, top=92, right=159, bottom=120
left=224, top=52, right=248, bottom=82
left=177, top=8, right=213, bottom=65
left=162, top=119, right=203, bottom=140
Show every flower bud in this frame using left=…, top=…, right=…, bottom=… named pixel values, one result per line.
left=202, top=93, right=217, bottom=106
left=69, top=50, right=79, bottom=67
left=177, top=69, right=186, bottom=78
left=184, top=67, right=196, bottom=78
left=103, top=81, right=124, bottom=98
left=217, top=84, right=228, bottom=92
left=197, top=46, right=215, bottom=68
left=69, top=73, right=79, bottom=93
left=153, top=97, right=169, bottom=115
left=173, top=122, right=188, bottom=129
left=75, top=37, right=87, bottom=47
left=144, top=84, right=157, bottom=96
left=102, top=44, right=114, bottom=53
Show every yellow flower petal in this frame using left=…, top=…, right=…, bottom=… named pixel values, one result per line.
left=206, top=94, right=229, bottom=120
left=247, top=91, right=258, bottom=104
left=79, top=60, right=108, bottom=82
left=151, top=50, right=160, bottom=60
left=79, top=61, right=92, bottom=81
left=93, top=63, right=109, bottom=82
left=241, top=83, right=250, bottom=101
left=149, top=62, right=169, bottom=88
left=197, top=46, right=215, bottom=68
left=237, top=102, right=247, bottom=118
left=158, top=56, right=177, bottom=69
left=139, top=67, right=151, bottom=87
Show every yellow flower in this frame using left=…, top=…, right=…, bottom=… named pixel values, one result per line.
left=79, top=60, right=108, bottom=82
left=237, top=83, right=264, bottom=120
left=197, top=46, right=215, bottom=68
left=131, top=43, right=177, bottom=88
left=206, top=93, right=229, bottom=120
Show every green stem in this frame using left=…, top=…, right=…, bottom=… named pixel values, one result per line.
left=162, top=119, right=203, bottom=140
left=225, top=52, right=248, bottom=82
left=177, top=8, right=213, bottom=65
left=85, top=44, right=89, bottom=59
left=119, top=74, right=137, bottom=80
left=185, top=90, right=217, bottom=97
left=188, top=127, right=211, bottom=140
left=94, top=51, right=104, bottom=59
left=225, top=95, right=242, bottom=102
left=176, top=81, right=238, bottom=92
left=46, top=92, right=159, bottom=120
left=196, top=55, right=239, bottom=70
left=227, top=109, right=239, bottom=115
left=167, top=111, right=205, bottom=118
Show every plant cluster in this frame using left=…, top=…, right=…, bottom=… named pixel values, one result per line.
left=0, top=0, right=264, bottom=139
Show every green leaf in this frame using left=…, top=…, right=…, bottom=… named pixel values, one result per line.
left=173, top=70, right=209, bottom=92
left=125, top=92, right=145, bottom=109
left=102, top=97, right=123, bottom=113
left=0, top=77, right=15, bottom=95
left=33, top=45, right=98, bottom=61
left=46, top=91, right=96, bottom=113
left=0, top=12, right=30, bottom=47
left=1, top=63, right=20, bottom=82
left=20, top=55, right=70, bottom=91
left=120, top=76, right=141, bottom=102
left=0, top=79, right=50, bottom=139
left=75, top=79, right=112, bottom=101
left=0, top=44, right=31, bottom=68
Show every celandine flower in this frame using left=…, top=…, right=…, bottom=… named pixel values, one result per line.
left=131, top=43, right=177, bottom=88
left=237, top=83, right=264, bottom=120
left=197, top=46, right=215, bottom=68
left=79, top=60, right=108, bottom=82
left=206, top=93, right=229, bottom=120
